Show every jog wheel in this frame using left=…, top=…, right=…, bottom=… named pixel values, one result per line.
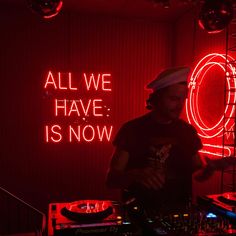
left=61, top=200, right=113, bottom=221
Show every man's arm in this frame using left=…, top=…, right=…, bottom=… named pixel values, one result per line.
left=193, top=154, right=236, bottom=182
left=192, top=153, right=205, bottom=173
left=193, top=158, right=214, bottom=182
left=106, top=148, right=134, bottom=189
left=106, top=147, right=165, bottom=190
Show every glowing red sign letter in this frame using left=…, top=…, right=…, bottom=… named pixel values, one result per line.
left=97, top=126, right=113, bottom=141
left=102, top=74, right=112, bottom=91
left=55, top=99, right=67, bottom=116
left=83, top=73, right=100, bottom=90
left=45, top=125, right=62, bottom=142
left=44, top=71, right=57, bottom=89
left=93, top=99, right=103, bottom=116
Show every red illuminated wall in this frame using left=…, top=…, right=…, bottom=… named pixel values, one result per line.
left=174, top=9, right=227, bottom=199
left=1, top=4, right=228, bottom=215
left=0, top=6, right=173, bottom=212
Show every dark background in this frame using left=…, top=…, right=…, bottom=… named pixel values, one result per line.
left=0, top=0, right=227, bottom=214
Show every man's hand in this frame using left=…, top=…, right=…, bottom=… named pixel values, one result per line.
left=205, top=156, right=236, bottom=170
left=194, top=164, right=214, bottom=182
left=194, top=156, right=236, bottom=182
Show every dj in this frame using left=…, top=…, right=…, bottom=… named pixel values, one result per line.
left=106, top=67, right=229, bottom=211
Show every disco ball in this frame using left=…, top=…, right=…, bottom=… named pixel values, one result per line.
left=198, top=0, right=233, bottom=33
left=27, top=0, right=63, bottom=19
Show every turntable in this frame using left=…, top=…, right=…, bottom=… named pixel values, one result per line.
left=198, top=192, right=236, bottom=221
left=48, top=199, right=132, bottom=236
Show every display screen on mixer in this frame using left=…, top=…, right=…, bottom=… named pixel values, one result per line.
left=206, top=212, right=217, bottom=218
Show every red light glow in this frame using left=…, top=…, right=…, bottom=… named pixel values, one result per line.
left=45, top=125, right=113, bottom=143
left=44, top=71, right=112, bottom=91
left=44, top=71, right=77, bottom=90
left=44, top=71, right=113, bottom=143
left=43, top=1, right=63, bottom=19
left=55, top=99, right=103, bottom=117
left=200, top=144, right=232, bottom=157
left=186, top=53, right=236, bottom=157
left=45, top=125, right=62, bottom=143
left=83, top=73, right=112, bottom=91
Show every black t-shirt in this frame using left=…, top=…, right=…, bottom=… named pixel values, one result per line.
left=113, top=112, right=202, bottom=209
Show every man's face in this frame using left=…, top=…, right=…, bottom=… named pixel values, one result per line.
left=157, top=83, right=188, bottom=120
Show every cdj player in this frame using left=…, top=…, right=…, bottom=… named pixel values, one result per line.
left=198, top=192, right=236, bottom=222
left=48, top=199, right=132, bottom=236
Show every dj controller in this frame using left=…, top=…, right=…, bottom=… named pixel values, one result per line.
left=48, top=192, right=236, bottom=236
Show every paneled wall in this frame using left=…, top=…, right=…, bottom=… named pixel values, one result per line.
left=0, top=6, right=173, bottom=212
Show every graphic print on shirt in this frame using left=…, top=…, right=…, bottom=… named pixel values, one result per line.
left=146, top=137, right=174, bottom=168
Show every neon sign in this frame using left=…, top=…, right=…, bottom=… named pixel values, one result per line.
left=54, top=99, right=103, bottom=117
left=186, top=53, right=236, bottom=157
left=44, top=71, right=112, bottom=91
left=43, top=71, right=113, bottom=143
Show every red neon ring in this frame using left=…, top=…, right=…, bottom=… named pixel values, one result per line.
left=186, top=53, right=236, bottom=139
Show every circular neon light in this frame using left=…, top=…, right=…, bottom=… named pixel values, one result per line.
left=186, top=53, right=236, bottom=139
